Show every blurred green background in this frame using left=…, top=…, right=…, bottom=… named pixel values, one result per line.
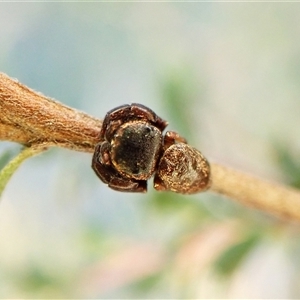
left=1, top=2, right=300, bottom=298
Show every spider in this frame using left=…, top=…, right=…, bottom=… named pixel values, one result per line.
left=92, top=103, right=188, bottom=193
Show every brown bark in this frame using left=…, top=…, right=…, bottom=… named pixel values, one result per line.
left=210, top=163, right=300, bottom=222
left=0, top=72, right=102, bottom=152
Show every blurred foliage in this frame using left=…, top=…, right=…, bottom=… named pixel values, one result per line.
left=213, top=232, right=261, bottom=277
left=0, top=148, right=18, bottom=171
left=19, top=265, right=67, bottom=295
left=149, top=189, right=210, bottom=219
left=127, top=272, right=163, bottom=295
left=78, top=223, right=117, bottom=263
left=273, top=142, right=300, bottom=189
left=160, top=68, right=206, bottom=142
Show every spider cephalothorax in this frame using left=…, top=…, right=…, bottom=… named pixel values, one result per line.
left=92, top=103, right=168, bottom=192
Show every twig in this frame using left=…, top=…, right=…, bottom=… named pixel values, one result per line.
left=0, top=72, right=101, bottom=152
left=210, top=163, right=300, bottom=222
left=1, top=72, right=300, bottom=221
left=0, top=145, right=46, bottom=197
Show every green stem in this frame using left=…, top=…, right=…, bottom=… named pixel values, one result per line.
left=0, top=146, right=46, bottom=198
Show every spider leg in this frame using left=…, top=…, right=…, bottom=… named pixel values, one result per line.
left=153, top=173, right=168, bottom=191
left=99, top=104, right=131, bottom=141
left=109, top=177, right=147, bottom=193
left=92, top=143, right=112, bottom=183
left=163, top=131, right=187, bottom=150
left=101, top=104, right=168, bottom=141
left=131, top=103, right=168, bottom=131
left=99, top=141, right=111, bottom=165
left=92, top=143, right=147, bottom=192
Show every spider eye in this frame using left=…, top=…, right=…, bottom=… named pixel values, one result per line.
left=144, top=126, right=152, bottom=134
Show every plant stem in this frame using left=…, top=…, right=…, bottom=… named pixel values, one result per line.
left=0, top=146, right=46, bottom=197
left=0, top=72, right=101, bottom=152
left=210, top=163, right=300, bottom=222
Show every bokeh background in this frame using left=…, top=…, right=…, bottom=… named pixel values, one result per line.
left=1, top=2, right=300, bottom=298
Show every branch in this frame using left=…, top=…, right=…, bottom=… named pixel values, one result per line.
left=0, top=72, right=101, bottom=152
left=210, top=163, right=300, bottom=222
left=1, top=72, right=300, bottom=221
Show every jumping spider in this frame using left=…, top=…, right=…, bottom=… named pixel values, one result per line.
left=92, top=103, right=210, bottom=193
left=92, top=103, right=210, bottom=194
